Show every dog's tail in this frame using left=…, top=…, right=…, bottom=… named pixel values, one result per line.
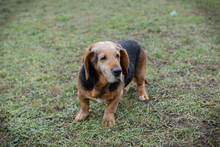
left=145, top=79, right=150, bottom=85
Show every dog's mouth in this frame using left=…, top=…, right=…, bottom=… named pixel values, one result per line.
left=115, top=76, right=122, bottom=82
left=106, top=75, right=122, bottom=83
left=105, top=72, right=122, bottom=83
left=115, top=78, right=121, bottom=82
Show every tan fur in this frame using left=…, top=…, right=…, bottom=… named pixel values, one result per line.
left=75, top=41, right=148, bottom=127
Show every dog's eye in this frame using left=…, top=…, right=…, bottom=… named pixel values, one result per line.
left=116, top=54, right=120, bottom=59
left=100, top=56, right=106, bottom=61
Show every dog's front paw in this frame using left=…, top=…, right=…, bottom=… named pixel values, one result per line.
left=75, top=112, right=89, bottom=121
left=138, top=92, right=149, bottom=101
left=102, top=116, right=115, bottom=127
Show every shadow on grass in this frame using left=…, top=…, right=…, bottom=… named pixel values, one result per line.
left=0, top=0, right=34, bottom=25
left=180, top=0, right=220, bottom=146
left=182, top=0, right=220, bottom=43
left=0, top=0, right=34, bottom=45
left=0, top=1, right=35, bottom=145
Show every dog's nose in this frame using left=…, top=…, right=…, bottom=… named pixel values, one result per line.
left=112, top=68, right=122, bottom=77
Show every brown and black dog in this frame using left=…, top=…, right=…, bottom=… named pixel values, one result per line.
left=75, top=40, right=149, bottom=126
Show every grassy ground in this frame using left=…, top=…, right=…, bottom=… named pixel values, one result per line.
left=0, top=0, right=219, bottom=146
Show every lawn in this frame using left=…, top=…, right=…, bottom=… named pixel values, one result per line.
left=0, top=0, right=219, bottom=146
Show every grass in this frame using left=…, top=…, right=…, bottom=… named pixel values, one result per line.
left=0, top=0, right=219, bottom=146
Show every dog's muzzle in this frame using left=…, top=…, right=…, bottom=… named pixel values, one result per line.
left=112, top=68, right=122, bottom=77
left=112, top=68, right=122, bottom=82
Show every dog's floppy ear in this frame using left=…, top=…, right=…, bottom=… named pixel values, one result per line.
left=83, top=45, right=94, bottom=80
left=116, top=44, right=129, bottom=75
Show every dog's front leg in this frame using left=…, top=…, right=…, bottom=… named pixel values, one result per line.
left=102, top=96, right=121, bottom=127
left=75, top=95, right=90, bottom=121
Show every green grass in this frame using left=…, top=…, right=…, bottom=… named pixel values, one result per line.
left=0, top=0, right=220, bottom=146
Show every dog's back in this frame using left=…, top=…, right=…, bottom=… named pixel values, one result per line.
left=117, top=40, right=142, bottom=87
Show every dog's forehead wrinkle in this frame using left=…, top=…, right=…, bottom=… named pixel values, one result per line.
left=115, top=46, right=120, bottom=52
left=92, top=41, right=119, bottom=52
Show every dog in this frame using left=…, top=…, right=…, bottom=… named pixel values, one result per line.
left=75, top=40, right=149, bottom=126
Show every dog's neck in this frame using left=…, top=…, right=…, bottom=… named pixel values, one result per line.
left=80, top=66, right=121, bottom=98
left=91, top=74, right=109, bottom=98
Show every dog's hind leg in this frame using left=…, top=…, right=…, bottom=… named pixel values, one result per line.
left=133, top=48, right=149, bottom=101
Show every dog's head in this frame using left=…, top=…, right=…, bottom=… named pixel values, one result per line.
left=83, top=41, right=129, bottom=83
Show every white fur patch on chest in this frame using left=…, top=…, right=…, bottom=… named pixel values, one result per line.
left=86, top=96, right=106, bottom=103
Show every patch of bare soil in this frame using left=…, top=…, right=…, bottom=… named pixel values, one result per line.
left=146, top=55, right=168, bottom=69
left=0, top=116, right=10, bottom=143
left=176, top=118, right=191, bottom=129
left=194, top=120, right=220, bottom=146
left=50, top=88, right=62, bottom=97
left=165, top=44, right=179, bottom=54
left=143, top=97, right=158, bottom=105
left=53, top=106, right=65, bottom=112
left=0, top=87, right=8, bottom=94
left=22, top=87, right=35, bottom=95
